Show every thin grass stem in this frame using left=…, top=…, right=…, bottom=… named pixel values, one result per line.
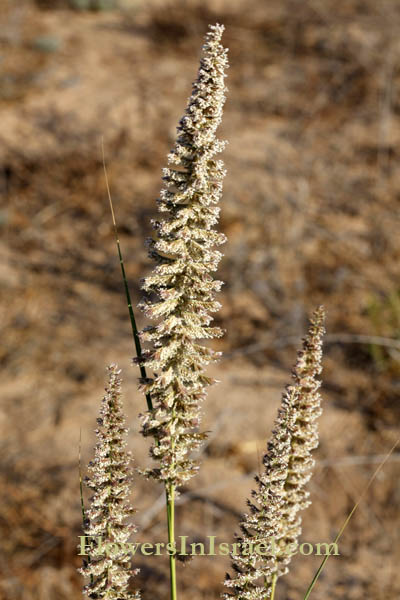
left=101, top=138, right=153, bottom=412
left=167, top=485, right=177, bottom=600
left=302, top=436, right=400, bottom=599
left=270, top=574, right=277, bottom=600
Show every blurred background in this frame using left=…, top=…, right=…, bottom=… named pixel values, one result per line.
left=1, top=0, right=400, bottom=598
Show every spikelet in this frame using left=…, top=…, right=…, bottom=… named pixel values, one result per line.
left=277, top=305, right=326, bottom=567
left=224, top=307, right=325, bottom=599
left=79, top=364, right=140, bottom=600
left=137, top=23, right=229, bottom=492
left=223, top=386, right=296, bottom=600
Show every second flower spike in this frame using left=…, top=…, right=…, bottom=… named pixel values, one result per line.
left=224, top=307, right=326, bottom=600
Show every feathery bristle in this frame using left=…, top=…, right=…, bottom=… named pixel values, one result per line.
left=138, top=23, right=229, bottom=492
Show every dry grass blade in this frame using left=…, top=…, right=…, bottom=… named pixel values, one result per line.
left=101, top=137, right=154, bottom=412
left=302, top=436, right=400, bottom=600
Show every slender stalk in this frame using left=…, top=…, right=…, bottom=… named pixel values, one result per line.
left=302, top=435, right=400, bottom=600
left=78, top=428, right=86, bottom=524
left=270, top=574, right=277, bottom=600
left=167, top=485, right=177, bottom=600
left=101, top=138, right=153, bottom=412
left=102, top=141, right=177, bottom=600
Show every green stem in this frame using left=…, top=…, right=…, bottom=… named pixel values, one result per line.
left=102, top=140, right=153, bottom=412
left=270, top=573, right=277, bottom=600
left=302, top=436, right=400, bottom=600
left=166, top=484, right=177, bottom=600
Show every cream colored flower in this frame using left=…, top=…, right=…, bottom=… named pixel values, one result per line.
left=224, top=308, right=326, bottom=599
left=79, top=365, right=140, bottom=600
left=138, top=24, right=229, bottom=492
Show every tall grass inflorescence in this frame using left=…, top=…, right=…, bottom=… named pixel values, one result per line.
left=224, top=308, right=326, bottom=600
left=138, top=22, right=229, bottom=491
left=133, top=23, right=229, bottom=600
left=80, top=22, right=339, bottom=600
left=80, top=364, right=140, bottom=600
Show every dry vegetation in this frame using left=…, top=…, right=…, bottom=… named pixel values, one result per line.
left=1, top=0, right=400, bottom=598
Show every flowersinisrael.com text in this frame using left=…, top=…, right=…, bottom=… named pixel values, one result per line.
left=78, top=535, right=339, bottom=558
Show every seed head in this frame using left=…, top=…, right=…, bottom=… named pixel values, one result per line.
left=224, top=307, right=326, bottom=599
left=79, top=364, right=140, bottom=600
left=138, top=23, right=229, bottom=492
